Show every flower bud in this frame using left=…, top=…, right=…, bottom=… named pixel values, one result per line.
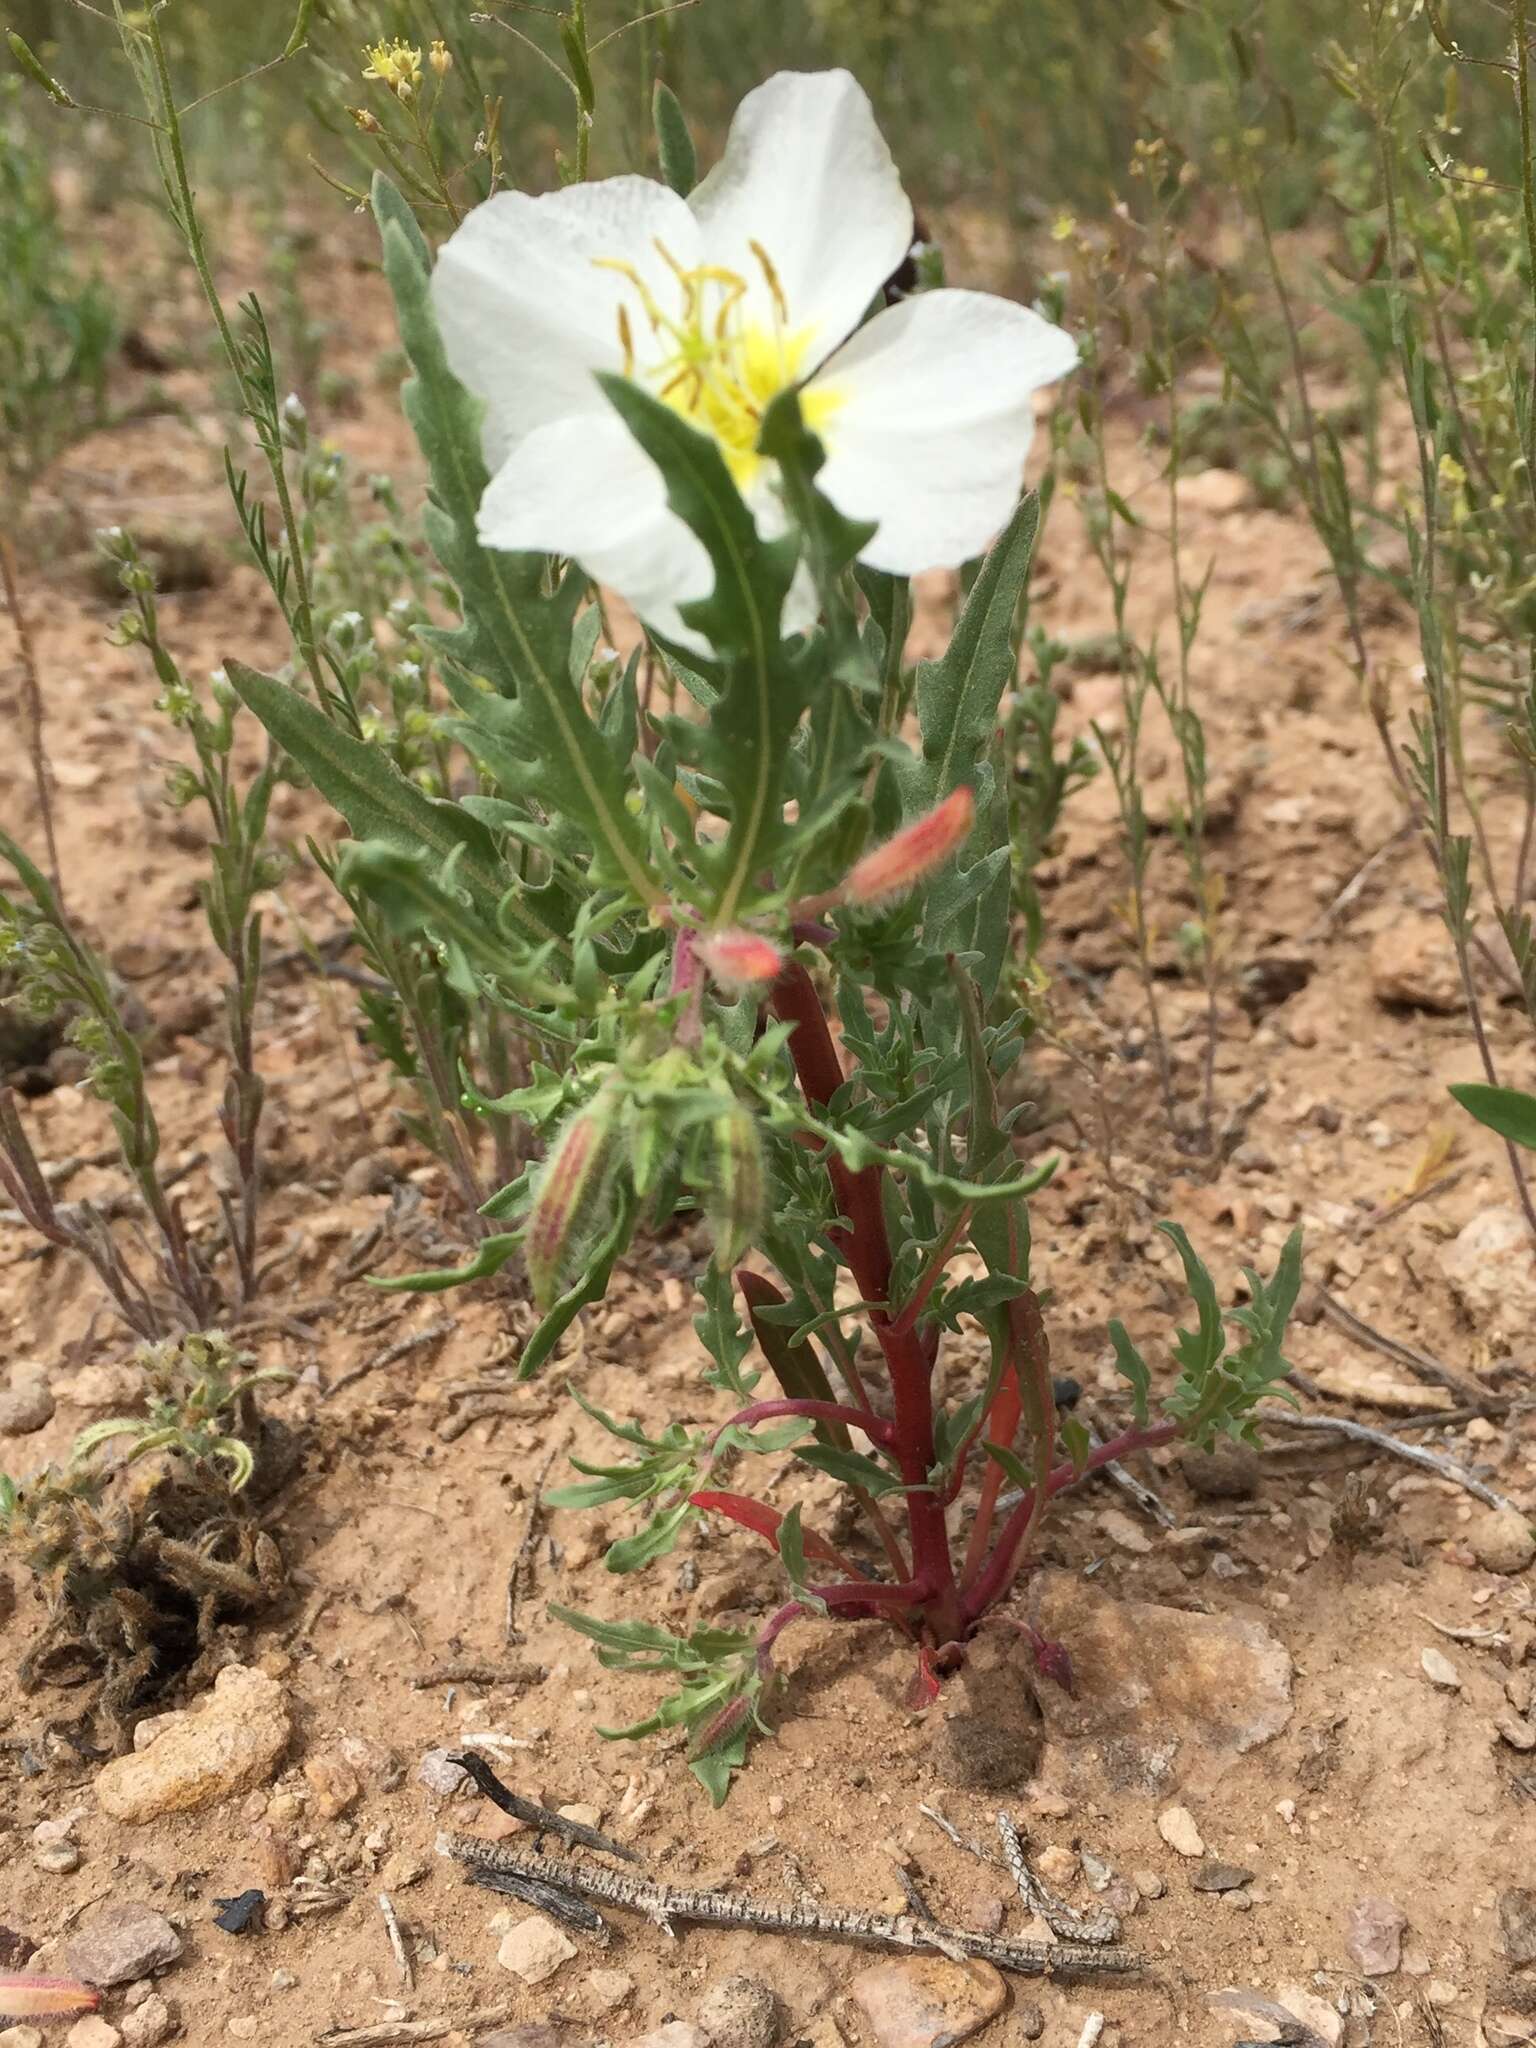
left=843, top=786, right=975, bottom=907
left=429, top=38, right=453, bottom=76
left=695, top=926, right=783, bottom=994
left=349, top=105, right=381, bottom=133
left=689, top=1690, right=754, bottom=1760
left=525, top=1092, right=621, bottom=1310
left=705, top=1103, right=764, bottom=1271
left=7, top=32, right=76, bottom=106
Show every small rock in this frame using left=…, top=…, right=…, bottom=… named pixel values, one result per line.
left=1495, top=1709, right=1536, bottom=1752
left=1179, top=1443, right=1260, bottom=1500
left=1346, top=1896, right=1407, bottom=1977
left=1191, top=1862, right=1254, bottom=1893
left=34, top=1839, right=81, bottom=1874
left=557, top=1803, right=602, bottom=1831
left=1501, top=1890, right=1536, bottom=1967
left=1036, top=1845, right=1079, bottom=1887
left=497, top=1914, right=576, bottom=1986
left=0, top=2031, right=45, bottom=2048
left=583, top=1970, right=634, bottom=2017
left=1439, top=1209, right=1536, bottom=1349
left=1369, top=916, right=1462, bottom=1013
left=67, top=1903, right=183, bottom=1987
left=382, top=1852, right=428, bottom=1889
left=212, top=1891, right=265, bottom=1936
left=119, top=1996, right=175, bottom=2048
left=270, top=1973, right=298, bottom=1993
left=1420, top=1647, right=1461, bottom=1690
left=66, top=2022, right=120, bottom=2048
left=482, top=2030, right=581, bottom=2048
left=303, top=1750, right=360, bottom=1820
left=1102, top=1879, right=1140, bottom=1919
left=625, top=2029, right=708, bottom=2048
left=1132, top=1870, right=1166, bottom=1900
left=697, top=1974, right=780, bottom=2048
left=226, top=2023, right=258, bottom=2043
left=1471, top=1511, right=1536, bottom=1576
left=850, top=1958, right=1006, bottom=2048
left=1099, top=1509, right=1152, bottom=1556
left=0, top=1380, right=55, bottom=1435
left=957, top=1893, right=1005, bottom=1936
left=1157, top=1806, right=1205, bottom=1858
left=417, top=1748, right=470, bottom=1796
left=95, top=1666, right=290, bottom=1823
left=1017, top=2009, right=1045, bottom=2044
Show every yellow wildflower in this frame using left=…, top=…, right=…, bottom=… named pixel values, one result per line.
left=362, top=38, right=423, bottom=100
left=429, top=39, right=452, bottom=77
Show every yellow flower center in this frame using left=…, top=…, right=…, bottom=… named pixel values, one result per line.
left=597, top=240, right=843, bottom=491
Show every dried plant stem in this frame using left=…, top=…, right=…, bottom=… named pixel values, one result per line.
left=439, top=1831, right=1141, bottom=1979
left=1261, top=1410, right=1517, bottom=1511
left=0, top=533, right=62, bottom=907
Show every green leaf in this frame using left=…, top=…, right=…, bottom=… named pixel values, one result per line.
left=1157, top=1221, right=1225, bottom=1378
left=605, top=1499, right=698, bottom=1573
left=1107, top=1320, right=1152, bottom=1426
left=597, top=374, right=802, bottom=924
left=516, top=1190, right=636, bottom=1380
left=793, top=1444, right=902, bottom=1496
left=1060, top=1413, right=1091, bottom=1476
left=366, top=1231, right=524, bottom=1294
left=653, top=80, right=697, bottom=194
left=1450, top=1082, right=1536, bottom=1153
left=370, top=177, right=659, bottom=907
left=981, top=1441, right=1034, bottom=1492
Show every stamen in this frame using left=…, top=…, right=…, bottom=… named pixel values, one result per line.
left=749, top=239, right=789, bottom=324
left=617, top=304, right=635, bottom=378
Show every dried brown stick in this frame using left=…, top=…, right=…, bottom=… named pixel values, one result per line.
left=377, top=1892, right=413, bottom=1990
left=406, top=1663, right=543, bottom=1690
left=1260, top=1410, right=1517, bottom=1511
left=316, top=2010, right=512, bottom=2047
left=1314, top=1288, right=1483, bottom=1402
left=506, top=1443, right=559, bottom=1644
left=995, top=1813, right=1121, bottom=1946
left=440, top=1831, right=1141, bottom=1979
left=324, top=1315, right=456, bottom=1399
left=449, top=1752, right=639, bottom=1863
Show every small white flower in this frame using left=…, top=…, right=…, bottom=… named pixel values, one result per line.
left=431, top=70, right=1077, bottom=649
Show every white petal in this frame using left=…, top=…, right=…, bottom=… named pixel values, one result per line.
left=810, top=291, right=1077, bottom=574
left=478, top=415, right=713, bottom=653
left=431, top=177, right=702, bottom=469
left=690, top=71, right=912, bottom=373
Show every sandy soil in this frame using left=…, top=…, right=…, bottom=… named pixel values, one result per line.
left=2, top=194, right=1536, bottom=2048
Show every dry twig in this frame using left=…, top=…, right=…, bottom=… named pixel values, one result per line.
left=995, top=1813, right=1121, bottom=1946
left=316, top=2010, right=512, bottom=2047
left=1314, top=1289, right=1483, bottom=1403
left=1260, top=1409, right=1517, bottom=1511
left=324, top=1315, right=456, bottom=1399
left=377, top=1893, right=412, bottom=1991
left=440, top=1830, right=1141, bottom=1979
left=450, top=1753, right=639, bottom=1862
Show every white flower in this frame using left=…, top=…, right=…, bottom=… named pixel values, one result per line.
left=431, top=69, right=1076, bottom=649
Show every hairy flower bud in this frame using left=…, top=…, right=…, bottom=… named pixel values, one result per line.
left=526, top=1092, right=621, bottom=1310
left=843, top=786, right=975, bottom=907
left=705, top=1103, right=764, bottom=1270
left=695, top=926, right=783, bottom=994
left=428, top=38, right=453, bottom=76
left=689, top=1690, right=754, bottom=1760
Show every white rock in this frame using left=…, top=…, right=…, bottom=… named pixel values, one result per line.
left=1157, top=1806, right=1205, bottom=1857
left=496, top=1914, right=576, bottom=1986
left=1099, top=1509, right=1153, bottom=1556
left=1439, top=1208, right=1536, bottom=1349
left=1420, top=1647, right=1461, bottom=1690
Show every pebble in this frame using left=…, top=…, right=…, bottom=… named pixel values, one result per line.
left=1500, top=1890, right=1536, bottom=1967
left=66, top=2024, right=120, bottom=2048
left=1131, top=1869, right=1166, bottom=1900
left=1368, top=916, right=1462, bottom=1013
left=95, top=1666, right=290, bottom=1823
left=1099, top=1509, right=1153, bottom=1555
left=67, top=1903, right=184, bottom=1987
left=34, top=1839, right=82, bottom=1874
left=1191, top=1862, right=1255, bottom=1893
left=1439, top=1208, right=1536, bottom=1347
left=0, top=2031, right=44, bottom=2048
left=1471, top=1511, right=1536, bottom=1576
left=417, top=1748, right=470, bottom=1796
left=119, top=1996, right=175, bottom=2048
left=497, top=1914, right=576, bottom=1986
left=1036, top=1845, right=1079, bottom=1887
left=1017, top=2007, right=1044, bottom=2042
left=0, top=1378, right=55, bottom=1435
left=697, top=1974, right=780, bottom=2048
left=584, top=1970, right=635, bottom=2017
left=1496, top=1709, right=1536, bottom=1752
left=1179, top=1442, right=1260, bottom=1500
left=1347, top=1896, right=1408, bottom=1976
left=1157, top=1806, right=1206, bottom=1858
left=850, top=1959, right=1006, bottom=2048
left=1420, top=1647, right=1461, bottom=1690
left=625, top=2029, right=708, bottom=2048
left=227, top=2023, right=258, bottom=2042
left=303, top=1749, right=360, bottom=1820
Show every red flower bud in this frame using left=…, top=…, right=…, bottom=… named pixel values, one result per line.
left=525, top=1092, right=620, bottom=1310
left=689, top=1691, right=755, bottom=1759
left=696, top=927, right=784, bottom=993
left=843, top=787, right=975, bottom=906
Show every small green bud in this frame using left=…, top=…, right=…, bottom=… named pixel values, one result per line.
left=526, top=1092, right=622, bottom=1310
left=706, top=1103, right=764, bottom=1271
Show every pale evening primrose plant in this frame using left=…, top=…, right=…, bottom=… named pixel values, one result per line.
left=430, top=69, right=1077, bottom=645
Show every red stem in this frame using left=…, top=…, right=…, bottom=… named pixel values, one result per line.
left=711, top=1399, right=896, bottom=1451
left=961, top=1419, right=1179, bottom=1622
